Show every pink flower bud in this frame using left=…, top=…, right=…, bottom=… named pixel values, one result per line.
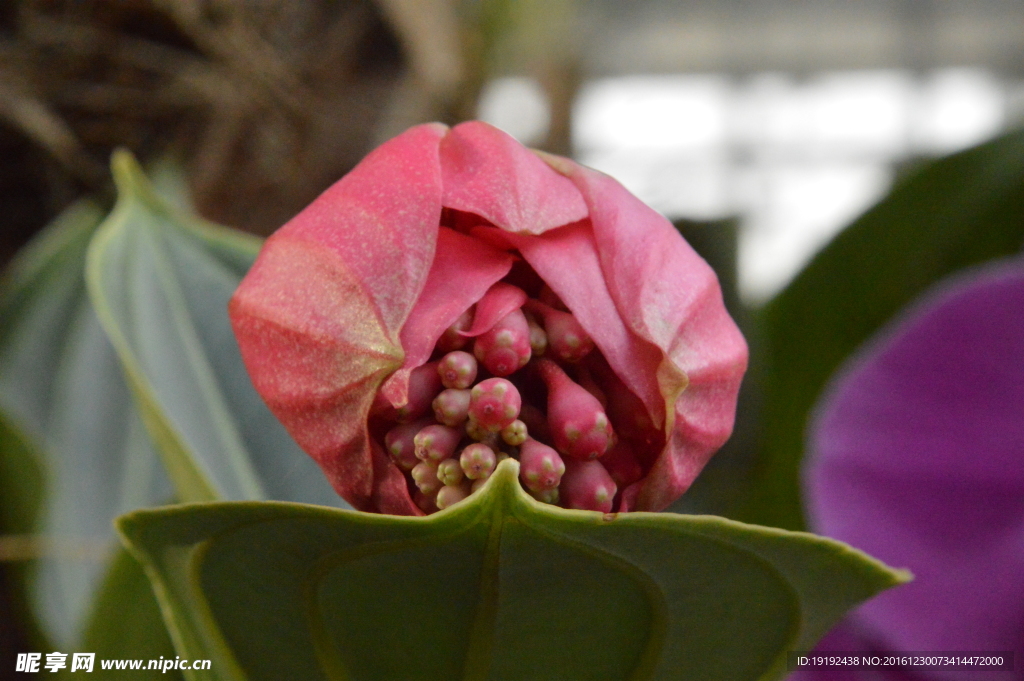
left=472, top=309, right=532, bottom=377
left=432, top=388, right=471, bottom=427
left=437, top=351, right=478, bottom=389
left=471, top=478, right=489, bottom=494
left=396, top=361, right=443, bottom=422
left=518, top=438, right=565, bottom=492
left=468, top=377, right=521, bottom=432
left=464, top=417, right=493, bottom=443
left=436, top=458, right=465, bottom=487
left=500, top=419, right=528, bottom=446
left=436, top=483, right=470, bottom=509
left=413, top=424, right=462, bottom=462
left=229, top=120, right=747, bottom=514
left=411, top=460, right=441, bottom=495
left=384, top=418, right=433, bottom=471
left=414, top=489, right=439, bottom=514
left=526, top=315, right=548, bottom=356
left=529, top=487, right=560, bottom=505
left=561, top=459, right=617, bottom=512
left=459, top=442, right=496, bottom=480
left=527, top=300, right=594, bottom=363
left=536, top=359, right=614, bottom=461
left=435, top=308, right=473, bottom=353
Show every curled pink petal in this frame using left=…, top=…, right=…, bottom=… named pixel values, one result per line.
left=440, top=121, right=588, bottom=235
left=541, top=158, right=748, bottom=511
left=461, top=282, right=528, bottom=337
left=379, top=227, right=514, bottom=408
left=230, top=123, right=446, bottom=510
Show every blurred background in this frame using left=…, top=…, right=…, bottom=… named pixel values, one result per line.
left=2, top=0, right=1023, bottom=677
left=4, top=0, right=1023, bottom=298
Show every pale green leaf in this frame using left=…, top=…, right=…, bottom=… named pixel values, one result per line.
left=85, top=150, right=340, bottom=507
left=0, top=200, right=176, bottom=665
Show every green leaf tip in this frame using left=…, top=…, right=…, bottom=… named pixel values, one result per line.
left=117, top=457, right=908, bottom=681
left=84, top=148, right=338, bottom=510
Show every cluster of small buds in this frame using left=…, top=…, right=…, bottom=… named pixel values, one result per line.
left=381, top=282, right=656, bottom=514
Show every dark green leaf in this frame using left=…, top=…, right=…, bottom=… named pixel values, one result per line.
left=738, top=128, right=1024, bottom=530
left=86, top=151, right=340, bottom=507
left=79, top=547, right=181, bottom=680
left=119, top=459, right=907, bottom=681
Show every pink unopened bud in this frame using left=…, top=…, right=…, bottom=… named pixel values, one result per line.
left=436, top=483, right=470, bottom=509
left=526, top=301, right=594, bottom=363
left=413, top=424, right=462, bottom=462
left=471, top=478, right=489, bottom=494
left=432, top=388, right=471, bottom=427
left=464, top=417, right=492, bottom=443
left=437, top=351, right=478, bottom=389
left=436, top=458, right=465, bottom=487
left=518, top=438, right=565, bottom=492
left=459, top=442, right=497, bottom=480
left=526, top=315, right=548, bottom=356
left=414, top=489, right=439, bottom=514
left=500, top=419, right=528, bottom=446
left=561, top=459, right=617, bottom=512
left=384, top=418, right=433, bottom=471
left=435, top=308, right=473, bottom=353
left=411, top=460, right=441, bottom=495
left=472, top=309, right=532, bottom=377
left=396, top=361, right=443, bottom=422
left=601, top=440, right=644, bottom=489
left=536, top=359, right=615, bottom=460
left=572, top=364, right=608, bottom=409
left=529, top=487, right=560, bottom=505
left=469, top=378, right=522, bottom=432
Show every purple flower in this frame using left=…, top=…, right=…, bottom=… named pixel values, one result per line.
left=798, top=259, right=1024, bottom=681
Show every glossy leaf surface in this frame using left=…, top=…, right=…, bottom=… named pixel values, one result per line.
left=119, top=459, right=907, bottom=681
left=739, top=128, right=1024, bottom=530
left=86, top=151, right=340, bottom=507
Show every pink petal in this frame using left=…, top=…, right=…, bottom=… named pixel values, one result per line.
left=378, top=227, right=514, bottom=407
left=230, top=123, right=446, bottom=509
left=552, top=161, right=748, bottom=511
left=283, top=122, right=447, bottom=334
left=370, top=440, right=423, bottom=516
left=439, top=121, right=588, bottom=235
left=461, top=282, right=528, bottom=337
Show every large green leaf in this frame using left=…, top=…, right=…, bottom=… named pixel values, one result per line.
left=118, top=459, right=907, bottom=681
left=738, top=128, right=1024, bottom=531
left=85, top=150, right=341, bottom=507
left=0, top=200, right=178, bottom=670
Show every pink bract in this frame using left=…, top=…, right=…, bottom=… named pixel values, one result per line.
left=229, top=120, right=747, bottom=515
